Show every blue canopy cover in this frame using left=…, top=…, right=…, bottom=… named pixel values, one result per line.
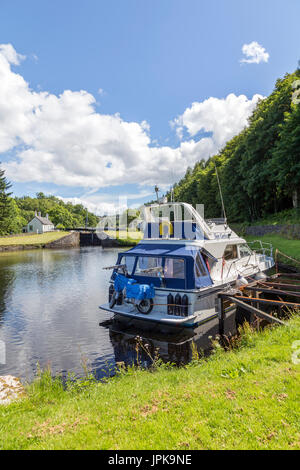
left=116, top=243, right=213, bottom=290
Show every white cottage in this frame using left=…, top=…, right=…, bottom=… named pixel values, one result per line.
left=26, top=212, right=55, bottom=234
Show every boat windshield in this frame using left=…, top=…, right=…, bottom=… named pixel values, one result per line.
left=121, top=256, right=136, bottom=275
left=117, top=244, right=213, bottom=289
left=135, top=257, right=163, bottom=277
left=239, top=244, right=252, bottom=257
left=123, top=256, right=186, bottom=279
left=164, top=258, right=185, bottom=279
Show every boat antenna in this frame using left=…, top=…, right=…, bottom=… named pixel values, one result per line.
left=169, top=168, right=176, bottom=203
left=169, top=185, right=174, bottom=202
left=154, top=185, right=160, bottom=203
left=214, top=163, right=227, bottom=223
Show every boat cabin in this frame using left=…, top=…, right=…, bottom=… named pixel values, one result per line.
left=101, top=201, right=274, bottom=328
left=113, top=244, right=216, bottom=290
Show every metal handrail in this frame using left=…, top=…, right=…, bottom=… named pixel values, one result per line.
left=103, top=264, right=128, bottom=275
left=247, top=240, right=273, bottom=258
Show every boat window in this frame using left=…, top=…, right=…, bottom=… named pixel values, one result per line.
left=120, top=256, right=136, bottom=275
left=239, top=244, right=252, bottom=258
left=195, top=252, right=207, bottom=277
left=164, top=258, right=185, bottom=279
left=135, top=257, right=163, bottom=277
left=223, top=244, right=238, bottom=260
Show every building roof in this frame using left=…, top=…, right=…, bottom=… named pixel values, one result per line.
left=29, top=216, right=54, bottom=226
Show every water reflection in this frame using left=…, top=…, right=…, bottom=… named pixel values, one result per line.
left=0, top=247, right=236, bottom=382
left=105, top=312, right=236, bottom=371
left=0, top=261, right=16, bottom=319
left=0, top=247, right=125, bottom=381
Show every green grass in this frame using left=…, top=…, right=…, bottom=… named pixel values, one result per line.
left=105, top=230, right=143, bottom=240
left=105, top=230, right=143, bottom=246
left=1, top=317, right=300, bottom=450
left=0, top=232, right=70, bottom=246
left=245, top=234, right=300, bottom=265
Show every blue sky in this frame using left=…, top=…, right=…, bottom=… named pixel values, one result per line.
left=0, top=0, right=299, bottom=214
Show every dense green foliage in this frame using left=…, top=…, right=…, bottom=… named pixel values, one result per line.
left=169, top=70, right=300, bottom=222
left=0, top=167, right=24, bottom=234
left=1, top=316, right=299, bottom=449
left=0, top=167, right=11, bottom=232
left=0, top=183, right=99, bottom=235
left=15, top=193, right=99, bottom=232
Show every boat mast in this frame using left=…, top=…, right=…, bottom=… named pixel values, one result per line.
left=214, top=163, right=227, bottom=224
left=154, top=185, right=160, bottom=203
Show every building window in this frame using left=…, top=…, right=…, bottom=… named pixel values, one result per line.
left=29, top=225, right=33, bottom=232
left=223, top=244, right=238, bottom=260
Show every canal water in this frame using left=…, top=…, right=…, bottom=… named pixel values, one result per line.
left=0, top=247, right=235, bottom=382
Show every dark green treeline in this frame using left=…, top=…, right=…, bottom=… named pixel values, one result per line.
left=169, top=69, right=300, bottom=222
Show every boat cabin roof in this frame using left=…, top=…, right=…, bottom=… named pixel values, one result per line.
left=115, top=242, right=214, bottom=290
left=123, top=242, right=216, bottom=261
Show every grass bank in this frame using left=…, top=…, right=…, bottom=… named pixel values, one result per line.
left=251, top=208, right=300, bottom=226
left=0, top=232, right=70, bottom=247
left=1, top=316, right=300, bottom=450
left=245, top=234, right=300, bottom=265
left=105, top=230, right=143, bottom=246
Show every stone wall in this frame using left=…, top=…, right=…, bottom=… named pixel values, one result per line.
left=101, top=237, right=120, bottom=248
left=79, top=231, right=126, bottom=247
left=0, top=232, right=80, bottom=252
left=0, top=244, right=40, bottom=253
left=46, top=231, right=80, bottom=248
left=245, top=224, right=300, bottom=238
left=79, top=232, right=102, bottom=246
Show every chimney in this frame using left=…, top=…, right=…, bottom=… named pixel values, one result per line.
left=35, top=210, right=37, bottom=216
left=46, top=213, right=49, bottom=220
left=38, top=212, right=41, bottom=217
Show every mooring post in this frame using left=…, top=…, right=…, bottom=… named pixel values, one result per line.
left=216, top=295, right=225, bottom=336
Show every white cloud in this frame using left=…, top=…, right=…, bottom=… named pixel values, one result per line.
left=0, top=44, right=264, bottom=192
left=58, top=196, right=123, bottom=216
left=59, top=189, right=154, bottom=215
left=171, top=93, right=263, bottom=146
left=240, top=41, right=269, bottom=64
left=0, top=44, right=25, bottom=65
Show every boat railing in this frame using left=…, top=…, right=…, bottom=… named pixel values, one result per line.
left=205, top=218, right=227, bottom=225
left=103, top=264, right=128, bottom=275
left=247, top=240, right=273, bottom=258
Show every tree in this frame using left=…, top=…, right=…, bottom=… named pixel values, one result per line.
left=0, top=166, right=14, bottom=235
left=271, top=102, right=300, bottom=210
left=3, top=199, right=27, bottom=234
left=166, top=69, right=300, bottom=223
